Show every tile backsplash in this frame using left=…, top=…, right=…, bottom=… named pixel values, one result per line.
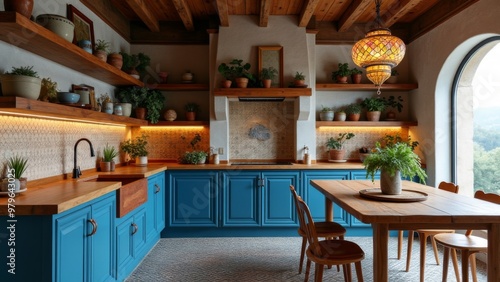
left=0, top=116, right=127, bottom=181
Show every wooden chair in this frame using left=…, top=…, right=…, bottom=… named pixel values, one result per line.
left=290, top=185, right=347, bottom=274
left=290, top=185, right=364, bottom=282
left=404, top=181, right=460, bottom=282
left=434, top=190, right=500, bottom=282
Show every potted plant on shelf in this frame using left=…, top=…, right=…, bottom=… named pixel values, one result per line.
left=1, top=155, right=29, bottom=192
left=332, top=63, right=351, bottom=83
left=179, top=133, right=208, bottom=164
left=334, top=108, right=346, bottom=121
left=120, top=133, right=149, bottom=166
left=218, top=62, right=236, bottom=88
left=93, top=39, right=110, bottom=62
left=326, top=132, right=355, bottom=161
left=116, top=87, right=148, bottom=119
left=293, top=71, right=306, bottom=87
left=101, top=143, right=119, bottom=172
left=382, top=95, right=403, bottom=120
left=350, top=67, right=363, bottom=84
left=107, top=52, right=123, bottom=69
left=363, top=142, right=427, bottom=195
left=120, top=52, right=151, bottom=79
left=361, top=97, right=386, bottom=121
left=260, top=66, right=278, bottom=88
left=345, top=103, right=362, bottom=121
left=185, top=102, right=200, bottom=121
left=319, top=105, right=334, bottom=121
left=220, top=59, right=254, bottom=88
left=386, top=69, right=399, bottom=83
left=1, top=66, right=41, bottom=100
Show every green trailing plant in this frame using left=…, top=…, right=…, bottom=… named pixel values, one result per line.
left=94, top=39, right=110, bottom=53
left=120, top=133, right=149, bottom=158
left=144, top=89, right=165, bottom=124
left=294, top=72, right=305, bottom=80
left=7, top=155, right=28, bottom=179
left=102, top=144, right=119, bottom=162
left=383, top=95, right=403, bottom=112
left=5, top=66, right=39, bottom=77
left=326, top=132, right=355, bottom=150
left=361, top=97, right=386, bottom=112
left=345, top=103, right=362, bottom=114
left=185, top=102, right=200, bottom=113
left=332, top=63, right=351, bottom=79
left=260, top=66, right=278, bottom=80
left=363, top=142, right=427, bottom=183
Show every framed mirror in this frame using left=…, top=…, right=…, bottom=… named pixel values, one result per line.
left=258, top=46, right=284, bottom=87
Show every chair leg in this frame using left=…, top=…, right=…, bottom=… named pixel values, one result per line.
left=299, top=237, right=307, bottom=274
left=406, top=230, right=414, bottom=272
left=315, top=263, right=324, bottom=282
left=461, top=250, right=471, bottom=282
left=470, top=253, right=477, bottom=282
left=442, top=246, right=450, bottom=282
left=419, top=234, right=427, bottom=282
left=451, top=249, right=461, bottom=282
left=346, top=263, right=352, bottom=282
left=398, top=230, right=403, bottom=260
left=304, top=259, right=311, bottom=282
left=431, top=236, right=440, bottom=265
left=355, top=261, right=364, bottom=282
left=342, top=264, right=349, bottom=282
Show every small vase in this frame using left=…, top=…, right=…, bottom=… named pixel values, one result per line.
left=135, top=156, right=148, bottom=167
left=380, top=169, right=402, bottom=195
left=135, top=107, right=146, bottom=119
left=103, top=102, right=114, bottom=114
left=120, top=103, right=132, bottom=117
left=4, top=0, right=33, bottom=18
left=100, top=161, right=111, bottom=172
left=113, top=104, right=123, bottom=115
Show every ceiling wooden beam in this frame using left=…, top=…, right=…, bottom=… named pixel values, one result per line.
left=171, top=0, right=195, bottom=31
left=338, top=0, right=372, bottom=32
left=315, top=21, right=410, bottom=45
left=215, top=0, right=229, bottom=27
left=408, top=0, right=480, bottom=42
left=259, top=0, right=272, bottom=27
left=125, top=0, right=160, bottom=32
left=298, top=0, right=321, bottom=27
left=382, top=0, right=423, bottom=28
left=81, top=0, right=131, bottom=42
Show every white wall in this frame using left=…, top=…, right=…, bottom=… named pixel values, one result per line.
left=408, top=0, right=500, bottom=186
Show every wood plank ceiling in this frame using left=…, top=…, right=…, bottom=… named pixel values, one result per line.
left=84, top=0, right=480, bottom=44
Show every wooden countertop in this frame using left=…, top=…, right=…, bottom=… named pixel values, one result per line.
left=0, top=164, right=167, bottom=216
left=164, top=161, right=367, bottom=170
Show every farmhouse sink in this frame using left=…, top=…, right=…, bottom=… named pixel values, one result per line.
left=85, top=177, right=148, bottom=218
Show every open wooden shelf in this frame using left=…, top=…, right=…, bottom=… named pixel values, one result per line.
left=213, top=88, right=312, bottom=97
left=316, top=121, right=418, bottom=127
left=316, top=83, right=418, bottom=91
left=0, top=97, right=147, bottom=126
left=145, top=121, right=209, bottom=127
left=151, top=83, right=209, bottom=91
left=0, top=12, right=143, bottom=87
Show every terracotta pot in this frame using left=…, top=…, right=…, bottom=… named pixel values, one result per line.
left=185, top=111, right=196, bottom=121
left=329, top=149, right=346, bottom=161
left=366, top=111, right=381, bottom=121
left=351, top=73, right=362, bottom=84
left=294, top=80, right=305, bottom=87
left=347, top=113, right=361, bottom=121
left=221, top=80, right=232, bottom=88
left=135, top=107, right=146, bottom=119
left=235, top=77, right=249, bottom=88
left=334, top=112, right=346, bottom=121
left=93, top=50, right=107, bottom=62
left=107, top=53, right=123, bottom=69
left=336, top=76, right=348, bottom=83
left=380, top=169, right=402, bottom=195
left=100, top=161, right=111, bottom=172
left=262, top=79, right=272, bottom=88
left=4, top=0, right=34, bottom=18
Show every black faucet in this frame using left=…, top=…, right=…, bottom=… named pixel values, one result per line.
left=73, top=138, right=95, bottom=179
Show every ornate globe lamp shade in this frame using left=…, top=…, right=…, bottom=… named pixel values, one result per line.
left=351, top=1, right=406, bottom=93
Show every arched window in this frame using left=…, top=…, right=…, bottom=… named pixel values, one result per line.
left=453, top=36, right=500, bottom=196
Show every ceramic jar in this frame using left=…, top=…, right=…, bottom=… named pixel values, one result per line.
left=73, top=86, right=90, bottom=104
left=120, top=103, right=132, bottom=117
left=182, top=71, right=193, bottom=82
left=103, top=102, right=114, bottom=114
left=113, top=104, right=123, bottom=115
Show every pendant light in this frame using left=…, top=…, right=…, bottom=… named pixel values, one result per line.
left=351, top=0, right=406, bottom=94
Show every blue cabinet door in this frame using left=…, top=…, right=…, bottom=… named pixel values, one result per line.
left=146, top=173, right=166, bottom=241
left=55, top=206, right=90, bottom=282
left=301, top=170, right=350, bottom=226
left=90, top=194, right=115, bottom=282
left=261, top=171, right=300, bottom=226
left=168, top=171, right=219, bottom=227
left=116, top=216, right=134, bottom=280
left=221, top=171, right=260, bottom=226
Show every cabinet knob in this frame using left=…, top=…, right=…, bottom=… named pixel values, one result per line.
left=258, top=178, right=265, bottom=188
left=154, top=183, right=161, bottom=194
left=87, top=219, right=98, bottom=236
left=131, top=223, right=138, bottom=235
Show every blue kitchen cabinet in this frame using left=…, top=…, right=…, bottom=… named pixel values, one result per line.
left=167, top=170, right=219, bottom=227
left=301, top=170, right=350, bottom=226
left=221, top=170, right=300, bottom=227
left=146, top=172, right=166, bottom=242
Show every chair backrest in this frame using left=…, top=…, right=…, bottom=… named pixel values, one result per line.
left=438, top=181, right=459, bottom=193
left=290, top=185, right=322, bottom=256
left=465, top=190, right=500, bottom=236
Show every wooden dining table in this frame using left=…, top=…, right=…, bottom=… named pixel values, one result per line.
left=310, top=179, right=500, bottom=282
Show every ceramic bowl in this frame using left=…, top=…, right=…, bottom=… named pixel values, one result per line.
left=57, top=92, right=80, bottom=104
left=36, top=14, right=75, bottom=42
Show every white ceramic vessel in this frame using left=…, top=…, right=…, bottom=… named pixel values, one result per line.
left=36, top=14, right=75, bottom=42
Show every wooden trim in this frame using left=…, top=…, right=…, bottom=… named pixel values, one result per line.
left=213, top=88, right=312, bottom=98
left=316, top=83, right=418, bottom=91
left=316, top=121, right=418, bottom=127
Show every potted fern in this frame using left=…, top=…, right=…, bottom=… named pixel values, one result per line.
left=326, top=132, right=355, bottom=161
left=363, top=142, right=427, bottom=195
left=345, top=103, right=362, bottom=121
left=101, top=144, right=119, bottom=172
left=332, top=63, right=351, bottom=83
left=120, top=133, right=149, bottom=166
left=260, top=66, right=278, bottom=88
left=93, top=39, right=110, bottom=62
left=293, top=71, right=306, bottom=87
left=1, top=66, right=42, bottom=100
